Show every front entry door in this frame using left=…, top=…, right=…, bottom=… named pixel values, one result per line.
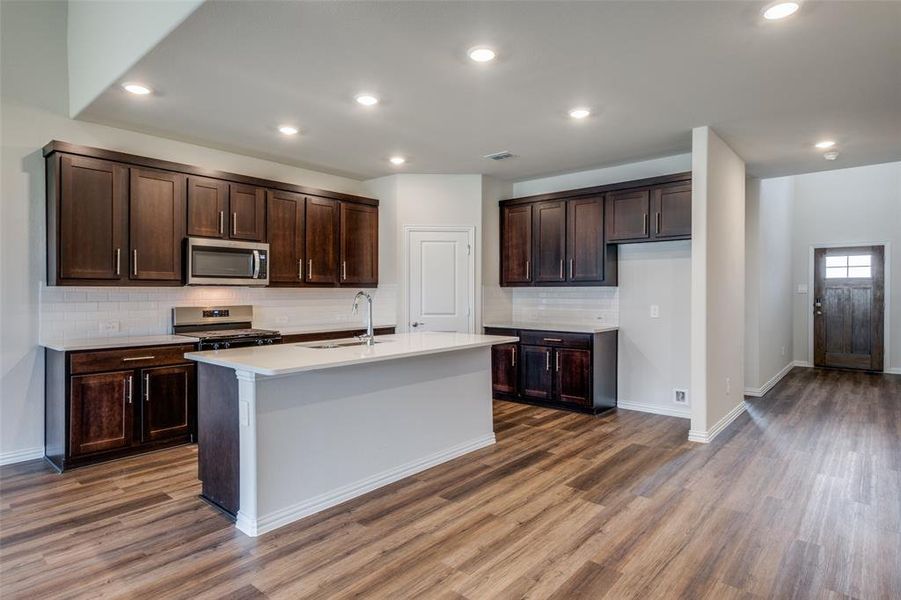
left=408, top=229, right=472, bottom=333
left=814, top=245, right=885, bottom=371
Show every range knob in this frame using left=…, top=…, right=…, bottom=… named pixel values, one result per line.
left=212, top=343, right=220, bottom=350
left=265, top=338, right=275, bottom=345
left=222, top=341, right=231, bottom=349
left=257, top=339, right=265, bottom=346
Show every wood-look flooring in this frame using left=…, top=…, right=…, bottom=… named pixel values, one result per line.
left=1, top=367, right=899, bottom=599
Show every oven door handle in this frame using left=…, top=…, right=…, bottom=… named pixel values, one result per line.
left=252, top=250, right=261, bottom=279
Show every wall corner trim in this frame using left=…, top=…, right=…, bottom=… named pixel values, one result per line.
left=743, top=361, right=795, bottom=397
left=0, top=446, right=45, bottom=466
left=687, top=401, right=747, bottom=444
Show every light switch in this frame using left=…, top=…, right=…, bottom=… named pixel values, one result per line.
left=650, top=305, right=660, bottom=318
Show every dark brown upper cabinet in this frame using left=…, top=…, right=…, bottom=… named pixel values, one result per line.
left=266, top=189, right=305, bottom=286
left=533, top=201, right=567, bottom=283
left=500, top=204, right=533, bottom=285
left=305, top=197, right=339, bottom=285
left=187, top=176, right=228, bottom=238
left=652, top=181, right=692, bottom=240
left=606, top=189, right=650, bottom=242
left=229, top=184, right=266, bottom=242
left=340, top=202, right=378, bottom=286
left=566, top=196, right=613, bottom=284
left=129, top=168, right=186, bottom=282
left=53, top=155, right=128, bottom=284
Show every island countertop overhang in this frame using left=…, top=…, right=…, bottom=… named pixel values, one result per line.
left=184, top=332, right=518, bottom=377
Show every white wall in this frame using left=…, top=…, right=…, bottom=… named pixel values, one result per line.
left=0, top=1, right=379, bottom=463
left=690, top=126, right=746, bottom=441
left=745, top=176, right=794, bottom=392
left=500, top=153, right=693, bottom=417
left=481, top=176, right=514, bottom=324
left=67, top=0, right=203, bottom=116
left=363, top=174, right=484, bottom=332
left=790, top=162, right=901, bottom=372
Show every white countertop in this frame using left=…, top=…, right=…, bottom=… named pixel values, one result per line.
left=185, top=332, right=518, bottom=377
left=41, top=334, right=199, bottom=352
left=268, top=323, right=397, bottom=336
left=483, top=322, right=619, bottom=334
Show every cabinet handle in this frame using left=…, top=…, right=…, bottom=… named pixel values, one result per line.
left=511, top=346, right=516, bottom=367
left=644, top=213, right=649, bottom=235
left=122, top=356, right=156, bottom=362
left=232, top=212, right=237, bottom=236
left=308, top=259, right=313, bottom=278
left=342, top=261, right=347, bottom=281
left=115, top=248, right=121, bottom=276
left=132, top=249, right=138, bottom=276
left=543, top=338, right=563, bottom=343
left=525, top=260, right=530, bottom=280
left=569, top=259, right=573, bottom=280
left=219, top=211, right=224, bottom=235
left=546, top=350, right=550, bottom=371
left=127, top=375, right=133, bottom=404
left=559, top=259, right=563, bottom=279
left=556, top=351, right=560, bottom=372
left=298, top=258, right=303, bottom=280
left=144, top=373, right=150, bottom=402
left=656, top=212, right=661, bottom=235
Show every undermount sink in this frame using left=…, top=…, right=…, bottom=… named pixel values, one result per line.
left=302, top=340, right=385, bottom=349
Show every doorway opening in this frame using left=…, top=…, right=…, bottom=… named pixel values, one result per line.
left=812, top=244, right=886, bottom=371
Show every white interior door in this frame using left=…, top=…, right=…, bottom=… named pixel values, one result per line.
left=408, top=229, right=473, bottom=333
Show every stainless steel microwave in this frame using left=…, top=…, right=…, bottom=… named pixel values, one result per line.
left=185, top=237, right=269, bottom=286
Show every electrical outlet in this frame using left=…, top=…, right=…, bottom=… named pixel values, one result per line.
left=650, top=305, right=660, bottom=318
left=673, top=389, right=688, bottom=405
left=797, top=284, right=808, bottom=294
left=726, top=377, right=731, bottom=395
left=99, top=320, right=120, bottom=334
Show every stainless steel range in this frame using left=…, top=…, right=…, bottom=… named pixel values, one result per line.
left=173, top=305, right=281, bottom=350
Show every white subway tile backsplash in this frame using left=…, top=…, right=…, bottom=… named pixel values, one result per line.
left=510, top=286, right=618, bottom=327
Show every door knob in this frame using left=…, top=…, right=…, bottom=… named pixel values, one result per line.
left=411, top=321, right=425, bottom=328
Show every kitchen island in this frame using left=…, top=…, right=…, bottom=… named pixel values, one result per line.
left=185, top=331, right=517, bottom=537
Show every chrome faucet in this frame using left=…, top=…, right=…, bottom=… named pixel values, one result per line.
left=352, top=291, right=375, bottom=346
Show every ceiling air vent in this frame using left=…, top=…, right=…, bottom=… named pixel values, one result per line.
left=483, top=151, right=516, bottom=161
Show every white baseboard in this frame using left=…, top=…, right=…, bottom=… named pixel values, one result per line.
left=0, top=446, right=45, bottom=466
left=616, top=400, right=690, bottom=419
left=885, top=367, right=901, bottom=375
left=793, top=360, right=813, bottom=368
left=236, top=433, right=496, bottom=537
left=744, top=361, right=795, bottom=397
left=688, top=401, right=746, bottom=444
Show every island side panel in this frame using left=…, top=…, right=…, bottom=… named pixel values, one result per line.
left=245, top=346, right=495, bottom=535
left=197, top=362, right=240, bottom=516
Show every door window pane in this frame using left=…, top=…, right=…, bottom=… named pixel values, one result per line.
left=826, top=255, right=848, bottom=267
left=848, top=266, right=872, bottom=278
left=848, top=255, right=871, bottom=267
left=826, top=267, right=848, bottom=279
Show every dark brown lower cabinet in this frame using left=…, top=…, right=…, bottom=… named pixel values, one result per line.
left=485, top=327, right=617, bottom=414
left=45, top=344, right=197, bottom=471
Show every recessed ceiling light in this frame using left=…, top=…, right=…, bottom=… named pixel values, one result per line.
left=763, top=2, right=800, bottom=20
left=468, top=47, right=496, bottom=63
left=814, top=140, right=836, bottom=149
left=823, top=151, right=839, bottom=161
left=389, top=156, right=406, bottom=166
left=278, top=125, right=299, bottom=136
left=122, top=83, right=152, bottom=95
left=355, top=94, right=379, bottom=106
left=569, top=108, right=591, bottom=119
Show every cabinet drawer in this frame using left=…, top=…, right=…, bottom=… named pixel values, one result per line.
left=519, top=331, right=590, bottom=349
left=70, top=344, right=196, bottom=375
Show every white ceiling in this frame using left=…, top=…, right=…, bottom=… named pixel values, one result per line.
left=79, top=1, right=901, bottom=181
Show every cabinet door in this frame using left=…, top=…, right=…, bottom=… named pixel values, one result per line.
left=491, top=343, right=519, bottom=396
left=555, top=348, right=592, bottom=406
left=305, top=197, right=339, bottom=284
left=69, top=371, right=134, bottom=457
left=567, top=196, right=605, bottom=283
left=58, top=155, right=128, bottom=282
left=606, top=189, right=650, bottom=241
left=266, top=190, right=305, bottom=285
left=129, top=168, right=186, bottom=281
left=340, top=202, right=378, bottom=285
left=652, top=182, right=692, bottom=239
left=520, top=345, right=553, bottom=401
left=533, top=201, right=566, bottom=283
left=187, top=176, right=228, bottom=238
left=229, top=184, right=266, bottom=241
left=140, top=364, right=194, bottom=443
left=501, top=204, right=533, bottom=284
